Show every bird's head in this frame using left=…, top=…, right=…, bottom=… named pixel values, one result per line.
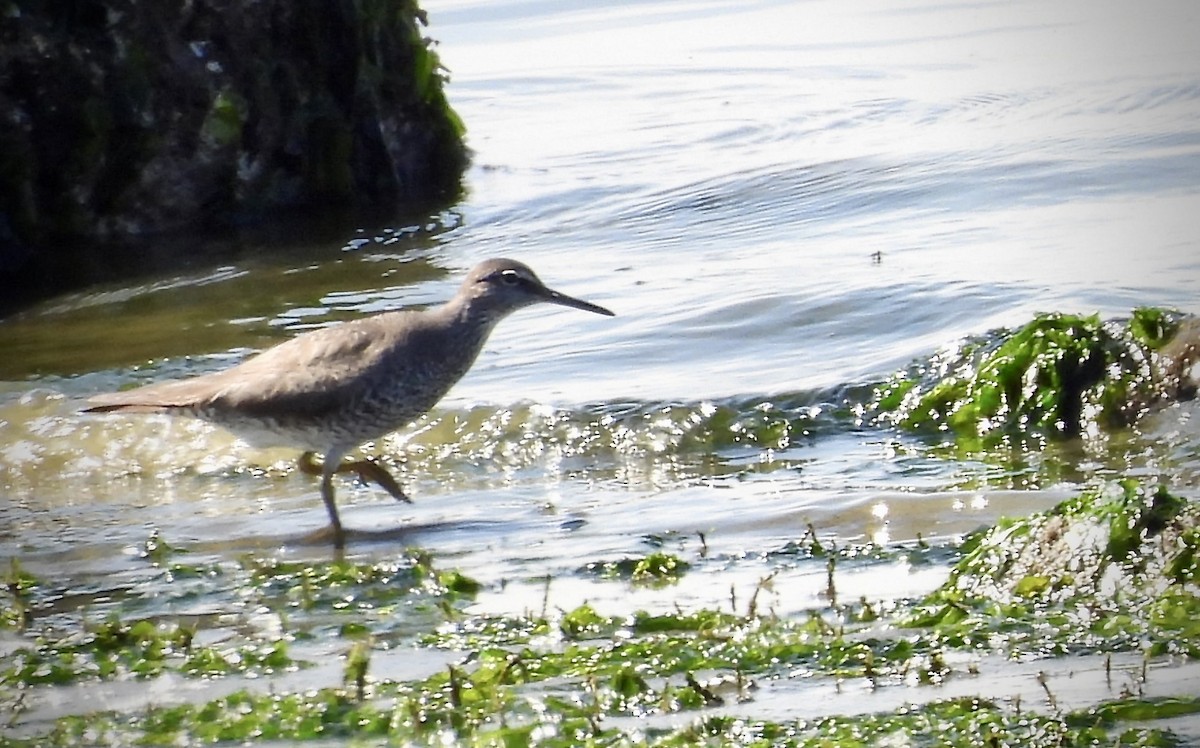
left=459, top=258, right=615, bottom=322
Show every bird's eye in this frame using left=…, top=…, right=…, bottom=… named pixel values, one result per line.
left=498, top=270, right=521, bottom=287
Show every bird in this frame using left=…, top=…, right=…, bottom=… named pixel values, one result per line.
left=83, top=258, right=615, bottom=545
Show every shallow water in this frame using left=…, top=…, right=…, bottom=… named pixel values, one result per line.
left=3, top=0, right=1200, bottom=730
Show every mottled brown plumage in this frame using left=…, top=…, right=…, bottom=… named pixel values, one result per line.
left=84, top=258, right=615, bottom=544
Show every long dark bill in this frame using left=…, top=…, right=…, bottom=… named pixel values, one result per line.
left=541, top=287, right=616, bottom=317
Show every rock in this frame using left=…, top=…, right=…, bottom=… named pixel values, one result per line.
left=869, top=309, right=1200, bottom=446
left=0, top=0, right=467, bottom=304
left=906, top=480, right=1200, bottom=657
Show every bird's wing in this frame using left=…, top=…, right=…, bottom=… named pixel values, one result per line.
left=205, top=318, right=397, bottom=418
left=84, top=314, right=408, bottom=418
left=84, top=377, right=228, bottom=413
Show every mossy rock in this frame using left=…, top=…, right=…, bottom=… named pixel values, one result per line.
left=872, top=308, right=1199, bottom=447
left=0, top=0, right=468, bottom=304
left=907, top=480, right=1200, bottom=656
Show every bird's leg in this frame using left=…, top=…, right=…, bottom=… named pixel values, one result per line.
left=296, top=450, right=324, bottom=477
left=297, top=451, right=346, bottom=546
left=343, top=458, right=412, bottom=504
left=296, top=451, right=411, bottom=504
left=320, top=470, right=346, bottom=548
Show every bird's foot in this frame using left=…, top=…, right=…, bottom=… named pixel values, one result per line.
left=299, top=524, right=348, bottom=552
left=295, top=451, right=411, bottom=504
left=344, top=458, right=412, bottom=504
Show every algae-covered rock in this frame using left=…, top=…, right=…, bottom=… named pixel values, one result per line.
left=907, top=480, right=1200, bottom=657
left=871, top=309, right=1199, bottom=446
left=0, top=0, right=467, bottom=279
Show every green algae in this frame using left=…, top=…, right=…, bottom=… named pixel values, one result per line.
left=1127, top=306, right=1181, bottom=351
left=5, top=685, right=1193, bottom=747
left=582, top=552, right=692, bottom=587
left=3, top=479, right=1198, bottom=746
left=0, top=613, right=295, bottom=686
left=236, top=549, right=480, bottom=635
left=871, top=309, right=1191, bottom=447
left=1, top=560, right=36, bottom=630
left=0, top=542, right=482, bottom=690
left=666, top=697, right=1196, bottom=748
left=905, top=480, right=1200, bottom=658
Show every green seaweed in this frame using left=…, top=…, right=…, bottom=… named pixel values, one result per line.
left=665, top=697, right=1194, bottom=747
left=0, top=613, right=296, bottom=684
left=0, top=543, right=489, bottom=689
left=904, top=480, right=1200, bottom=658
left=1127, top=307, right=1180, bottom=350
left=582, top=552, right=691, bottom=587
left=3, top=480, right=1198, bottom=746
left=7, top=688, right=1191, bottom=747
left=872, top=309, right=1189, bottom=447
left=1, top=560, right=36, bottom=630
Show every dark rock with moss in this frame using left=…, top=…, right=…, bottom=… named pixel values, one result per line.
left=871, top=309, right=1200, bottom=447
left=0, top=0, right=467, bottom=292
left=907, top=480, right=1200, bottom=658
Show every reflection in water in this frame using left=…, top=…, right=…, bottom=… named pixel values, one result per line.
left=0, top=231, right=455, bottom=379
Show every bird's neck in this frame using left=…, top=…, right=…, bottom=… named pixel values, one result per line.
left=436, top=295, right=507, bottom=354
left=443, top=293, right=509, bottom=331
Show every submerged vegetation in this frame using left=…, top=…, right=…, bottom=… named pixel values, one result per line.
left=3, top=308, right=1198, bottom=745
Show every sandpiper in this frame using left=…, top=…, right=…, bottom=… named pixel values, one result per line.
left=84, top=258, right=615, bottom=545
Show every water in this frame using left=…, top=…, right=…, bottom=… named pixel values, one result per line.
left=3, top=0, right=1200, bottom=728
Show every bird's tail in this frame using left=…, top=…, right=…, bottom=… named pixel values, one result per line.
left=82, top=378, right=210, bottom=414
